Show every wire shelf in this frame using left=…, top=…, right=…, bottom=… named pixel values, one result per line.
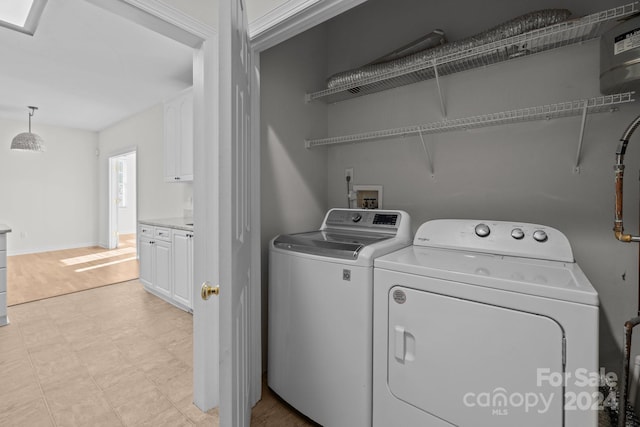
left=306, top=3, right=639, bottom=104
left=305, top=93, right=635, bottom=148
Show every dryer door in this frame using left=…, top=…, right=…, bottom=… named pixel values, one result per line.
left=388, top=284, right=564, bottom=427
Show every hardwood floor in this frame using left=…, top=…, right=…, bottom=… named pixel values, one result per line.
left=7, top=234, right=139, bottom=306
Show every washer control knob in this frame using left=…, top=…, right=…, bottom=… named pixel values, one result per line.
left=511, top=228, right=525, bottom=240
left=351, top=213, right=362, bottom=223
left=533, top=230, right=548, bottom=242
left=475, top=223, right=490, bottom=238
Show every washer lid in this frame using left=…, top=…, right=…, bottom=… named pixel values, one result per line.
left=375, top=246, right=598, bottom=306
left=273, top=230, right=391, bottom=259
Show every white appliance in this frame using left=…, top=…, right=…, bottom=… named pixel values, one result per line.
left=268, top=208, right=412, bottom=426
left=373, top=219, right=599, bottom=427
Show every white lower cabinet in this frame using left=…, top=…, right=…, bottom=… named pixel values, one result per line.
left=0, top=232, right=8, bottom=326
left=138, top=222, right=193, bottom=312
left=171, top=229, right=194, bottom=309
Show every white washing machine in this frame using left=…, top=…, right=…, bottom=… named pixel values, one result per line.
left=373, top=219, right=599, bottom=427
left=269, top=208, right=411, bottom=427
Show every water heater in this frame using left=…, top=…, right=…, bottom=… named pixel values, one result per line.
left=601, top=15, right=640, bottom=94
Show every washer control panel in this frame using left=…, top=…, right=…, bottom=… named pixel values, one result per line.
left=324, top=209, right=401, bottom=230
left=415, top=219, right=574, bottom=262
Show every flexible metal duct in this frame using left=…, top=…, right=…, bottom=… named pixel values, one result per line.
left=326, top=9, right=572, bottom=89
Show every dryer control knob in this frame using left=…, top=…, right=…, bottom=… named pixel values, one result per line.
left=533, top=230, right=548, bottom=242
left=511, top=228, right=525, bottom=240
left=475, top=223, right=490, bottom=237
left=351, top=213, right=362, bottom=223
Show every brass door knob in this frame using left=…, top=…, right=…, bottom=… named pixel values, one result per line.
left=201, top=282, right=220, bottom=300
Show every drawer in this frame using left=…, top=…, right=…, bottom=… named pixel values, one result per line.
left=154, top=227, right=171, bottom=242
left=0, top=252, right=4, bottom=269
left=0, top=234, right=5, bottom=251
left=0, top=269, right=5, bottom=293
left=138, top=224, right=154, bottom=237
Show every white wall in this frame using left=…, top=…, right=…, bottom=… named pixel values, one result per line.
left=322, top=0, right=638, bottom=374
left=98, top=104, right=193, bottom=247
left=0, top=118, right=99, bottom=255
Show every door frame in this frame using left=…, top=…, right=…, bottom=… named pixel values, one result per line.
left=107, top=148, right=137, bottom=250
left=92, top=0, right=368, bottom=415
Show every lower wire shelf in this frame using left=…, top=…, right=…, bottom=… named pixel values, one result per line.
left=305, top=92, right=635, bottom=149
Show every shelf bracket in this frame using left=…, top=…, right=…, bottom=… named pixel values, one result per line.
left=573, top=100, right=589, bottom=174
left=418, top=129, right=435, bottom=177
left=432, top=59, right=447, bottom=118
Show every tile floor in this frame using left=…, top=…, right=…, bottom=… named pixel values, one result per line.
left=0, top=280, right=217, bottom=426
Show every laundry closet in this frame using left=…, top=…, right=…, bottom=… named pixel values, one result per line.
left=260, top=0, right=640, bottom=398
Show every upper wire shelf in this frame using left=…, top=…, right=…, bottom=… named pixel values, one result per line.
left=306, top=3, right=639, bottom=104
left=305, top=93, right=635, bottom=148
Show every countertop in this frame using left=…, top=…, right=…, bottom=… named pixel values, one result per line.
left=139, top=217, right=193, bottom=232
left=0, top=225, right=11, bottom=234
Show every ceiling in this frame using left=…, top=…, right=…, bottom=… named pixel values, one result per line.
left=0, top=0, right=195, bottom=132
left=1, top=0, right=622, bottom=132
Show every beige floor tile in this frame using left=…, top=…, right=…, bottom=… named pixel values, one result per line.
left=49, top=399, right=122, bottom=427
left=20, top=323, right=66, bottom=349
left=0, top=321, right=23, bottom=339
left=133, top=405, right=194, bottom=427
left=30, top=347, right=90, bottom=387
left=114, top=333, right=163, bottom=360
left=193, top=407, right=220, bottom=427
left=0, top=281, right=300, bottom=426
left=113, top=387, right=174, bottom=426
left=0, top=379, right=44, bottom=414
left=0, top=342, right=29, bottom=363
left=7, top=300, right=50, bottom=323
left=175, top=396, right=215, bottom=424
left=44, top=375, right=120, bottom=427
left=0, top=396, right=53, bottom=427
left=144, top=356, right=191, bottom=386
left=102, top=370, right=157, bottom=409
left=156, top=369, right=193, bottom=403
left=0, top=357, right=41, bottom=400
left=92, top=363, right=143, bottom=391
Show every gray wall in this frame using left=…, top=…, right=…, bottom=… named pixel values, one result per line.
left=260, top=24, right=329, bottom=366
left=260, top=0, right=640, bottom=375
left=323, top=0, right=639, bottom=374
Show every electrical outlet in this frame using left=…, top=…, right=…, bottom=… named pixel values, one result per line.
left=345, top=168, right=354, bottom=181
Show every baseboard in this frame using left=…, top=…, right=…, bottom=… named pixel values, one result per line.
left=7, top=242, right=100, bottom=257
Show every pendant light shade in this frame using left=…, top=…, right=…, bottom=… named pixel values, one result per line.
left=11, top=106, right=45, bottom=152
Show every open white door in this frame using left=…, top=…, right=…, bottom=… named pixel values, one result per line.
left=218, top=0, right=254, bottom=425
left=107, top=156, right=119, bottom=249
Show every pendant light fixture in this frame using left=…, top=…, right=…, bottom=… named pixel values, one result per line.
left=11, top=106, right=45, bottom=152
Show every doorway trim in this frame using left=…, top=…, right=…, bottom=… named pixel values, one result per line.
left=90, top=0, right=369, bottom=416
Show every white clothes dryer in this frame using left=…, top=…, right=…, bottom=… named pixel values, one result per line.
left=373, top=219, right=599, bottom=427
left=269, top=208, right=411, bottom=427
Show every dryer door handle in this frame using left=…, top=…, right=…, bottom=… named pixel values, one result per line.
left=394, top=326, right=406, bottom=362
left=394, top=325, right=415, bottom=362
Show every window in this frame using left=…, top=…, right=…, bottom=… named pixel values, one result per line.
left=117, top=158, right=127, bottom=209
left=0, top=0, right=47, bottom=36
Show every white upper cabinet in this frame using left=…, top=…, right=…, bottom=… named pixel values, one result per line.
left=164, top=88, right=194, bottom=182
